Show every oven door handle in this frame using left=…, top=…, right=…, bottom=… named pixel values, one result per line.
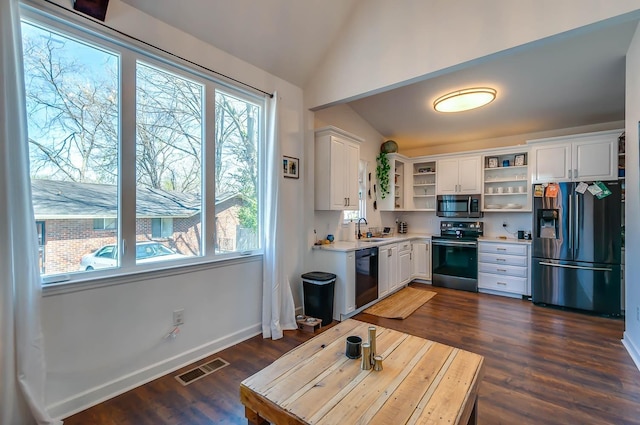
left=468, top=196, right=471, bottom=215
left=432, top=240, right=477, bottom=247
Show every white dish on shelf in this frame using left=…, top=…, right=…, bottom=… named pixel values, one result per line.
left=506, top=203, right=523, bottom=209
left=485, top=204, right=502, bottom=209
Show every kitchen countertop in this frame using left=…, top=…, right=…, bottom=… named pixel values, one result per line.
left=312, top=233, right=434, bottom=252
left=478, top=236, right=532, bottom=244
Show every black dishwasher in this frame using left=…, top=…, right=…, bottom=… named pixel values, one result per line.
left=355, top=247, right=379, bottom=308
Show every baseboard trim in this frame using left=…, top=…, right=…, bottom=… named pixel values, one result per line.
left=622, top=332, right=640, bottom=372
left=48, top=322, right=262, bottom=419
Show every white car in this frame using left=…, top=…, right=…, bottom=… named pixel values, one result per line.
left=80, top=242, right=187, bottom=270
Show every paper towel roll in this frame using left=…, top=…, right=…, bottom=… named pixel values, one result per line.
left=346, top=222, right=355, bottom=241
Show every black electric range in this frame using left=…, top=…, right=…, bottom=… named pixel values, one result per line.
left=431, top=221, right=483, bottom=292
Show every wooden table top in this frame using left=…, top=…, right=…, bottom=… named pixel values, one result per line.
left=240, top=319, right=485, bottom=425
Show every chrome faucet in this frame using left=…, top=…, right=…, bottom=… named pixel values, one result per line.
left=357, top=217, right=368, bottom=239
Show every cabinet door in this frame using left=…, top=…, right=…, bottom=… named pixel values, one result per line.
left=573, top=138, right=617, bottom=181
left=344, top=141, right=360, bottom=210
left=457, top=156, right=481, bottom=193
left=436, top=158, right=460, bottom=194
left=531, top=143, right=571, bottom=183
left=345, top=252, right=356, bottom=314
left=378, top=246, right=390, bottom=298
left=411, top=241, right=427, bottom=278
left=425, top=240, right=431, bottom=280
left=389, top=245, right=399, bottom=291
left=399, top=250, right=411, bottom=285
left=329, top=137, right=347, bottom=209
left=411, top=240, right=432, bottom=280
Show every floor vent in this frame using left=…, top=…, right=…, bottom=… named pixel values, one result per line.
left=175, top=358, right=229, bottom=386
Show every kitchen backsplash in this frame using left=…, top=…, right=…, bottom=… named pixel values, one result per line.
left=313, top=209, right=533, bottom=244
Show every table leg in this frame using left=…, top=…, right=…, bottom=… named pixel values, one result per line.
left=467, top=398, right=477, bottom=425
left=245, top=406, right=269, bottom=425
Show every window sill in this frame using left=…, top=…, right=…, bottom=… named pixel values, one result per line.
left=42, top=252, right=263, bottom=297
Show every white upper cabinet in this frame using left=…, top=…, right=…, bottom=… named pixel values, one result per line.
left=436, top=156, right=482, bottom=194
left=315, top=127, right=362, bottom=210
left=529, top=129, right=621, bottom=183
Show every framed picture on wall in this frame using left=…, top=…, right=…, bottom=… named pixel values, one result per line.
left=283, top=156, right=299, bottom=179
left=514, top=154, right=526, bottom=166
left=488, top=157, right=498, bottom=168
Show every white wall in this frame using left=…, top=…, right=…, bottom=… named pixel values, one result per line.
left=38, top=0, right=306, bottom=418
left=623, top=22, right=640, bottom=369
left=305, top=0, right=640, bottom=109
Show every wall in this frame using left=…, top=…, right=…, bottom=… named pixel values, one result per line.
left=36, top=0, right=305, bottom=418
left=305, top=0, right=640, bottom=109
left=623, top=22, right=640, bottom=369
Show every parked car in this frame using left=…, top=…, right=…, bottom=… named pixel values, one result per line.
left=79, top=242, right=187, bottom=270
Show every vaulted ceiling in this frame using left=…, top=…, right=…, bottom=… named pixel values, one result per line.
left=122, top=0, right=639, bottom=150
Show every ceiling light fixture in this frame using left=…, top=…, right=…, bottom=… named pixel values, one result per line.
left=433, top=87, right=497, bottom=113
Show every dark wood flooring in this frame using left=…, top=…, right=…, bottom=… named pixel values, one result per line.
left=64, top=284, right=640, bottom=424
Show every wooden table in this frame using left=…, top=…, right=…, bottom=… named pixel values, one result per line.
left=240, top=319, right=485, bottom=425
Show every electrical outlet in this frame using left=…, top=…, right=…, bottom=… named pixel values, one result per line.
left=173, top=309, right=184, bottom=326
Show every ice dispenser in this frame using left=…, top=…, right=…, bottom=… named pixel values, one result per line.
left=537, top=209, right=559, bottom=239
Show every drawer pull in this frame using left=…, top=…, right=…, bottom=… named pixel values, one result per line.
left=497, top=268, right=507, bottom=272
left=497, top=248, right=507, bottom=251
left=496, top=258, right=506, bottom=262
left=497, top=281, right=507, bottom=285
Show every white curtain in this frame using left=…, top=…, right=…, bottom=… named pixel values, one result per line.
left=262, top=92, right=297, bottom=339
left=0, top=0, right=59, bottom=423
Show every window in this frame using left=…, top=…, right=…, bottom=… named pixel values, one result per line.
left=151, top=218, right=173, bottom=239
left=214, top=91, right=259, bottom=253
left=344, top=160, right=367, bottom=222
left=22, top=9, right=265, bottom=284
left=93, top=218, right=117, bottom=230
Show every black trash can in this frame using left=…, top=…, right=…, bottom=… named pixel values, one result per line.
left=302, top=271, right=336, bottom=326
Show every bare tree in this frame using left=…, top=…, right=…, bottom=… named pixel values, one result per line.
left=22, top=24, right=118, bottom=184
left=136, top=63, right=203, bottom=192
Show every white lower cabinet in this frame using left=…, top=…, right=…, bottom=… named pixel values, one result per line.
left=411, top=238, right=431, bottom=281
left=311, top=249, right=355, bottom=321
left=378, top=243, right=398, bottom=298
left=478, top=241, right=530, bottom=297
left=398, top=241, right=412, bottom=285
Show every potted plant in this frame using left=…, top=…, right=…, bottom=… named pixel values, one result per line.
left=376, top=152, right=390, bottom=199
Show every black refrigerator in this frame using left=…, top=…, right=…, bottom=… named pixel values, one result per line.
left=531, top=181, right=622, bottom=315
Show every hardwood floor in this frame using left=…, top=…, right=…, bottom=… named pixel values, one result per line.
left=64, top=284, right=640, bottom=424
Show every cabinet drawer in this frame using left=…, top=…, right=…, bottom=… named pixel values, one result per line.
left=478, top=242, right=527, bottom=256
left=478, top=262, right=527, bottom=278
left=478, top=252, right=527, bottom=267
left=478, top=272, right=526, bottom=294
left=398, top=241, right=411, bottom=253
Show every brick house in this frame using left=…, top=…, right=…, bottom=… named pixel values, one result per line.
left=32, top=179, right=251, bottom=275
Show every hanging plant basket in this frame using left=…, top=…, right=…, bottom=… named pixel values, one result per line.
left=376, top=152, right=390, bottom=199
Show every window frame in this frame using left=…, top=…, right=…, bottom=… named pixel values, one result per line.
left=22, top=4, right=266, bottom=290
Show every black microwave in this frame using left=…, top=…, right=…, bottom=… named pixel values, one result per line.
left=436, top=194, right=483, bottom=218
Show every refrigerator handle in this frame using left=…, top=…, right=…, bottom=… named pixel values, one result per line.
left=575, top=192, right=580, bottom=250
left=568, top=189, right=572, bottom=251
left=538, top=261, right=612, bottom=272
